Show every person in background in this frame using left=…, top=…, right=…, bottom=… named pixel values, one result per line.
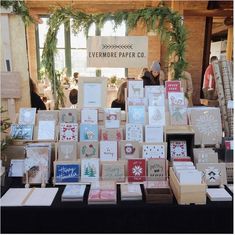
left=138, top=67, right=149, bottom=79
left=111, top=81, right=127, bottom=110
left=29, top=78, right=47, bottom=111
left=73, top=72, right=79, bottom=85
left=69, top=88, right=78, bottom=108
left=180, top=71, right=193, bottom=107
left=202, top=56, right=218, bottom=99
left=142, top=60, right=165, bottom=86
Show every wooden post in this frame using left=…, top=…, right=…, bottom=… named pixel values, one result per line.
left=226, top=26, right=233, bottom=61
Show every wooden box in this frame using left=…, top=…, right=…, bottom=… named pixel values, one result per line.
left=169, top=167, right=206, bottom=205
left=145, top=187, right=173, bottom=204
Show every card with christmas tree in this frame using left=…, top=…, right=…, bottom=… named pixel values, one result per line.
left=81, top=158, right=100, bottom=181
left=79, top=124, right=99, bottom=141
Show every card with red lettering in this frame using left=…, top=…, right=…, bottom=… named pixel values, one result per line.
left=165, top=81, right=181, bottom=98
left=128, top=159, right=146, bottom=182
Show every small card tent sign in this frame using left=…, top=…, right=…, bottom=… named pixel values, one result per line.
left=1, top=72, right=21, bottom=98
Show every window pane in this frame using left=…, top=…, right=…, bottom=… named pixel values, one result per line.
left=101, top=68, right=125, bottom=78
left=54, top=49, right=65, bottom=71
left=38, top=17, right=49, bottom=48
left=71, top=49, right=96, bottom=76
left=101, top=20, right=126, bottom=36
left=56, top=24, right=65, bottom=48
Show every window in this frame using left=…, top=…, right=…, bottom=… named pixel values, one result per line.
left=37, top=17, right=126, bottom=78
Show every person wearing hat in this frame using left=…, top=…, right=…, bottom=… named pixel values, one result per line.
left=141, top=60, right=165, bottom=86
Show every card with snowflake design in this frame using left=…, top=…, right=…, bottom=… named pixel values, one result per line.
left=60, top=123, right=78, bottom=141
left=128, top=159, right=146, bottom=182
left=126, top=124, right=143, bottom=142
left=170, top=140, right=187, bottom=159
left=128, top=106, right=145, bottom=124
left=143, top=143, right=166, bottom=159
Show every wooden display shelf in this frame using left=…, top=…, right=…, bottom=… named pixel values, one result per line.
left=169, top=167, right=206, bottom=205
left=200, top=99, right=219, bottom=107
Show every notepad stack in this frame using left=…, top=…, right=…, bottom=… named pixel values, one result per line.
left=61, top=184, right=86, bottom=202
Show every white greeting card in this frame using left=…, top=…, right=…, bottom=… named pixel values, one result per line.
left=60, top=123, right=78, bottom=141
left=128, top=106, right=145, bottom=124
left=37, top=110, right=59, bottom=125
left=170, top=140, right=187, bottom=159
left=83, top=83, right=102, bottom=107
left=81, top=108, right=98, bottom=124
left=143, top=143, right=166, bottom=159
left=18, top=108, right=36, bottom=125
left=100, top=141, right=117, bottom=161
left=127, top=97, right=147, bottom=106
left=126, top=124, right=143, bottom=142
left=168, top=92, right=185, bottom=106
left=8, top=159, right=25, bottom=177
left=128, top=80, right=144, bottom=98
left=145, top=85, right=165, bottom=98
left=145, top=125, right=163, bottom=143
left=148, top=106, right=165, bottom=126
left=37, top=120, right=55, bottom=140
left=81, top=158, right=100, bottom=181
left=104, top=108, right=121, bottom=128
left=148, top=93, right=165, bottom=106
left=169, top=105, right=188, bottom=126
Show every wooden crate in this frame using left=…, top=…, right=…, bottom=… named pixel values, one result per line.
left=169, top=167, right=206, bottom=205
left=145, top=187, right=173, bottom=204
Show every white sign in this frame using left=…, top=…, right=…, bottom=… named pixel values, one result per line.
left=83, top=83, right=102, bottom=107
left=87, top=36, right=148, bottom=68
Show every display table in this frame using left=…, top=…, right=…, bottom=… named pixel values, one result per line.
left=1, top=178, right=233, bottom=233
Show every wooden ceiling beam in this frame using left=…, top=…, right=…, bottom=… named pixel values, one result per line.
left=212, top=25, right=228, bottom=35
left=184, top=9, right=233, bottom=17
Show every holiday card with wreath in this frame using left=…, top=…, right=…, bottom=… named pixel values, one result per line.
left=79, top=141, right=99, bottom=158
left=80, top=124, right=99, bottom=141
left=100, top=141, right=117, bottom=161
left=170, top=140, right=187, bottom=159
left=81, top=158, right=100, bottom=181
left=60, top=123, right=78, bottom=141
left=100, top=127, right=123, bottom=141
left=126, top=124, right=143, bottom=142
left=59, top=109, right=78, bottom=123
left=58, top=141, right=78, bottom=161
left=104, top=108, right=121, bottom=128
left=128, top=159, right=146, bottom=182
left=120, top=141, right=140, bottom=159
left=81, top=108, right=98, bottom=124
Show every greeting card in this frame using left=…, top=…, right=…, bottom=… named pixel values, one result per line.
left=18, top=108, right=36, bottom=125
left=79, top=124, right=98, bottom=141
left=60, top=123, right=78, bottom=141
left=81, top=158, right=100, bottom=181
left=104, top=108, right=121, bottom=128
left=148, top=93, right=165, bottom=106
left=120, top=141, right=140, bottom=159
left=54, top=161, right=80, bottom=184
left=143, top=143, right=166, bottom=159
left=169, top=105, right=188, bottom=126
left=37, top=110, right=59, bottom=125
left=128, top=106, right=145, bottom=124
left=10, top=124, right=34, bottom=140
left=37, top=120, right=55, bottom=140
left=100, top=141, right=117, bottom=161
left=127, top=97, right=147, bottom=106
left=128, top=80, right=144, bottom=98
left=79, top=141, right=99, bottom=158
left=147, top=158, right=166, bottom=180
left=145, top=85, right=165, bottom=98
left=126, top=124, right=143, bottom=142
left=100, top=127, right=123, bottom=141
left=128, top=159, right=146, bottom=182
left=81, top=108, right=98, bottom=124
left=170, top=140, right=187, bottom=159
left=148, top=106, right=165, bottom=126
left=120, top=184, right=142, bottom=200
left=165, top=80, right=181, bottom=98
left=168, top=92, right=185, bottom=106
left=58, top=141, right=78, bottom=161
left=59, top=109, right=78, bottom=123
left=101, top=162, right=125, bottom=181
left=145, top=125, right=163, bottom=143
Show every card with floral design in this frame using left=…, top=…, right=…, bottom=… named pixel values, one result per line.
left=145, top=125, right=163, bottom=143
left=128, top=80, right=144, bottom=98
left=168, top=92, right=185, bottom=106
left=196, top=163, right=227, bottom=186
left=60, top=123, right=78, bottom=141
left=104, top=108, right=121, bottom=128
left=128, top=106, right=145, bottom=124
left=169, top=105, right=188, bottom=126
left=120, top=141, right=140, bottom=159
left=79, top=124, right=98, bottom=141
left=18, top=108, right=36, bottom=125
left=79, top=141, right=99, bottom=158
left=126, top=124, right=143, bottom=142
left=147, top=158, right=166, bottom=180
left=143, top=143, right=166, bottom=159
left=148, top=106, right=165, bottom=126
left=59, top=109, right=78, bottom=123
left=100, top=141, right=117, bottom=161
left=81, top=108, right=98, bottom=124
left=128, top=159, right=146, bottom=182
left=100, top=127, right=123, bottom=141
left=58, top=141, right=78, bottom=161
left=81, top=158, right=100, bottom=181
left=170, top=140, right=187, bottom=159
left=10, top=124, right=34, bottom=140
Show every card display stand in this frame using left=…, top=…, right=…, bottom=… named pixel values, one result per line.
left=169, top=167, right=206, bottom=205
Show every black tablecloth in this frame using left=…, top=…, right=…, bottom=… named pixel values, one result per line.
left=1, top=178, right=233, bottom=234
